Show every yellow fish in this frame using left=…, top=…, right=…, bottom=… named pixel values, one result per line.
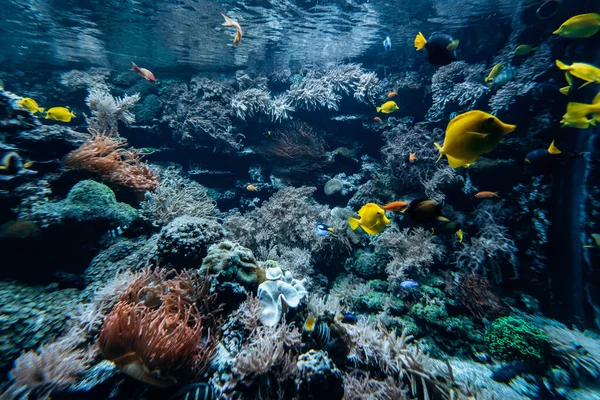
left=18, top=98, right=44, bottom=114
left=514, top=45, right=537, bottom=56
left=553, top=13, right=600, bottom=38
left=348, top=203, right=390, bottom=235
left=376, top=101, right=399, bottom=114
left=560, top=72, right=572, bottom=96
left=555, top=60, right=600, bottom=89
left=561, top=115, right=596, bottom=129
left=563, top=92, right=600, bottom=121
left=434, top=110, right=516, bottom=169
left=484, top=64, right=504, bottom=83
left=45, top=107, right=75, bottom=122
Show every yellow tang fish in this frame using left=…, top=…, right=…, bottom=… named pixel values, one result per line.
left=514, top=45, right=537, bottom=56
left=18, top=98, right=44, bottom=114
left=45, top=107, right=75, bottom=122
left=553, top=13, right=600, bottom=38
left=376, top=101, right=399, bottom=114
left=561, top=115, right=596, bottom=129
left=434, top=110, right=516, bottom=169
left=484, top=64, right=504, bottom=83
left=348, top=203, right=390, bottom=235
left=563, top=92, right=600, bottom=121
left=555, top=60, right=600, bottom=89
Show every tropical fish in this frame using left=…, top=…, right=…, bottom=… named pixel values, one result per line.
left=514, top=45, right=537, bottom=56
left=109, top=225, right=129, bottom=238
left=409, top=152, right=417, bottom=163
left=246, top=184, right=260, bottom=191
left=432, top=220, right=463, bottom=242
left=487, top=66, right=516, bottom=89
left=525, top=140, right=583, bottom=173
left=475, top=191, right=499, bottom=198
left=221, top=13, right=243, bottom=47
left=555, top=60, right=600, bottom=88
left=414, top=32, right=459, bottom=66
left=0, top=152, right=37, bottom=180
left=383, top=36, right=392, bottom=52
left=562, top=93, right=600, bottom=121
left=485, top=64, right=504, bottom=83
left=315, top=222, right=334, bottom=237
left=131, top=62, right=156, bottom=83
left=434, top=110, right=516, bottom=168
left=373, top=117, right=383, bottom=123
left=17, top=97, right=44, bottom=114
left=387, top=91, right=397, bottom=98
left=560, top=73, right=573, bottom=96
left=400, top=280, right=419, bottom=289
left=380, top=201, right=409, bottom=212
left=376, top=101, right=399, bottom=114
left=45, top=107, right=75, bottom=122
left=401, top=198, right=448, bottom=223
left=561, top=115, right=596, bottom=129
left=553, top=13, right=600, bottom=38
left=304, top=315, right=316, bottom=331
left=348, top=203, right=390, bottom=235
left=337, top=312, right=358, bottom=325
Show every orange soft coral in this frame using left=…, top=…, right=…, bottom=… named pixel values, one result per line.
left=64, top=129, right=159, bottom=193
left=98, top=268, right=220, bottom=387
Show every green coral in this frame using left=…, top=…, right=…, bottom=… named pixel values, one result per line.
left=34, top=180, right=138, bottom=227
left=201, top=240, right=260, bottom=287
left=484, top=316, right=549, bottom=365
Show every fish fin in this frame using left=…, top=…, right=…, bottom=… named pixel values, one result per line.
left=565, top=72, right=573, bottom=86
left=593, top=92, right=600, bottom=105
left=548, top=140, right=562, bottom=155
left=555, top=60, right=568, bottom=70
left=437, top=216, right=450, bottom=222
left=446, top=40, right=460, bottom=52
left=70, top=111, right=76, bottom=117
left=23, top=161, right=34, bottom=169
left=446, top=154, right=468, bottom=168
left=566, top=102, right=592, bottom=118
left=456, top=229, right=463, bottom=242
left=376, top=107, right=382, bottom=112
left=493, top=192, right=500, bottom=197
left=414, top=32, right=427, bottom=51
left=560, top=86, right=570, bottom=96
left=38, top=107, right=44, bottom=113
left=348, top=217, right=360, bottom=231
left=359, top=224, right=381, bottom=235
left=552, top=27, right=562, bottom=35
left=131, top=61, right=139, bottom=72
left=0, top=166, right=7, bottom=170
left=466, top=131, right=489, bottom=139
left=590, top=119, right=597, bottom=126
left=579, top=81, right=593, bottom=89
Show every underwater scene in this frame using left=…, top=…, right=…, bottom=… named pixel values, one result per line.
left=1, top=0, right=600, bottom=398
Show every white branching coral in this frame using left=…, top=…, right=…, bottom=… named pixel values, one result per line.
left=230, top=88, right=272, bottom=120
left=268, top=94, right=295, bottom=123
left=60, top=68, right=111, bottom=91
left=85, top=87, right=140, bottom=131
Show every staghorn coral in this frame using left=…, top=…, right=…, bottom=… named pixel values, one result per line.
left=139, top=166, right=216, bottom=226
left=98, top=268, right=221, bottom=387
left=230, top=88, right=271, bottom=120
left=63, top=129, right=159, bottom=193
left=375, top=227, right=445, bottom=291
left=425, top=61, right=488, bottom=122
left=85, top=87, right=140, bottom=132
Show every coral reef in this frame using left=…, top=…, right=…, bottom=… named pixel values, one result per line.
left=484, top=316, right=549, bottom=365
left=85, top=87, right=140, bottom=132
left=296, top=350, right=344, bottom=400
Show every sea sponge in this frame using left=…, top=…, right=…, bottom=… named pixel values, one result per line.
left=484, top=316, right=550, bottom=365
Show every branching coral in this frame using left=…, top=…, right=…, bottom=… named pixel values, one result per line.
left=139, top=166, right=216, bottom=226
left=375, top=227, right=445, bottom=291
left=85, top=87, right=140, bottom=132
left=60, top=68, right=111, bottom=91
left=425, top=61, right=488, bottom=122
left=63, top=129, right=159, bottom=193
left=230, top=88, right=271, bottom=120
left=98, top=268, right=221, bottom=387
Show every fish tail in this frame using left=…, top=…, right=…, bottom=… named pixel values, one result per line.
left=348, top=217, right=360, bottom=231
left=38, top=107, right=44, bottom=113
left=434, top=142, right=444, bottom=162
left=590, top=119, right=597, bottom=126
left=456, top=229, right=463, bottom=242
left=376, top=106, right=382, bottom=112
left=414, top=32, right=427, bottom=51
left=23, top=161, right=35, bottom=169
left=555, top=60, right=568, bottom=70
left=548, top=140, right=562, bottom=155
left=437, top=216, right=450, bottom=222
left=131, top=61, right=140, bottom=72
left=70, top=111, right=76, bottom=117
left=579, top=81, right=593, bottom=89
left=221, top=13, right=235, bottom=26
left=559, top=86, right=570, bottom=96
left=493, top=192, right=500, bottom=197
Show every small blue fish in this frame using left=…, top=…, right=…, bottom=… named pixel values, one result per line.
left=400, top=280, right=419, bottom=289
left=383, top=36, right=392, bottom=52
left=337, top=312, right=358, bottom=325
left=315, top=222, right=334, bottom=237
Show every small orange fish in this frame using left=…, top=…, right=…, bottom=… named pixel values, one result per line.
left=246, top=184, right=260, bottom=192
left=131, top=62, right=156, bottom=83
left=475, top=191, right=499, bottom=198
left=409, top=152, right=417, bottom=163
left=387, top=91, right=397, bottom=99
left=381, top=201, right=409, bottom=212
left=374, top=117, right=383, bottom=123
left=221, top=13, right=243, bottom=47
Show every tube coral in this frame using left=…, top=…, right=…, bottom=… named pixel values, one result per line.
left=63, top=129, right=159, bottom=193
left=98, top=268, right=220, bottom=387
